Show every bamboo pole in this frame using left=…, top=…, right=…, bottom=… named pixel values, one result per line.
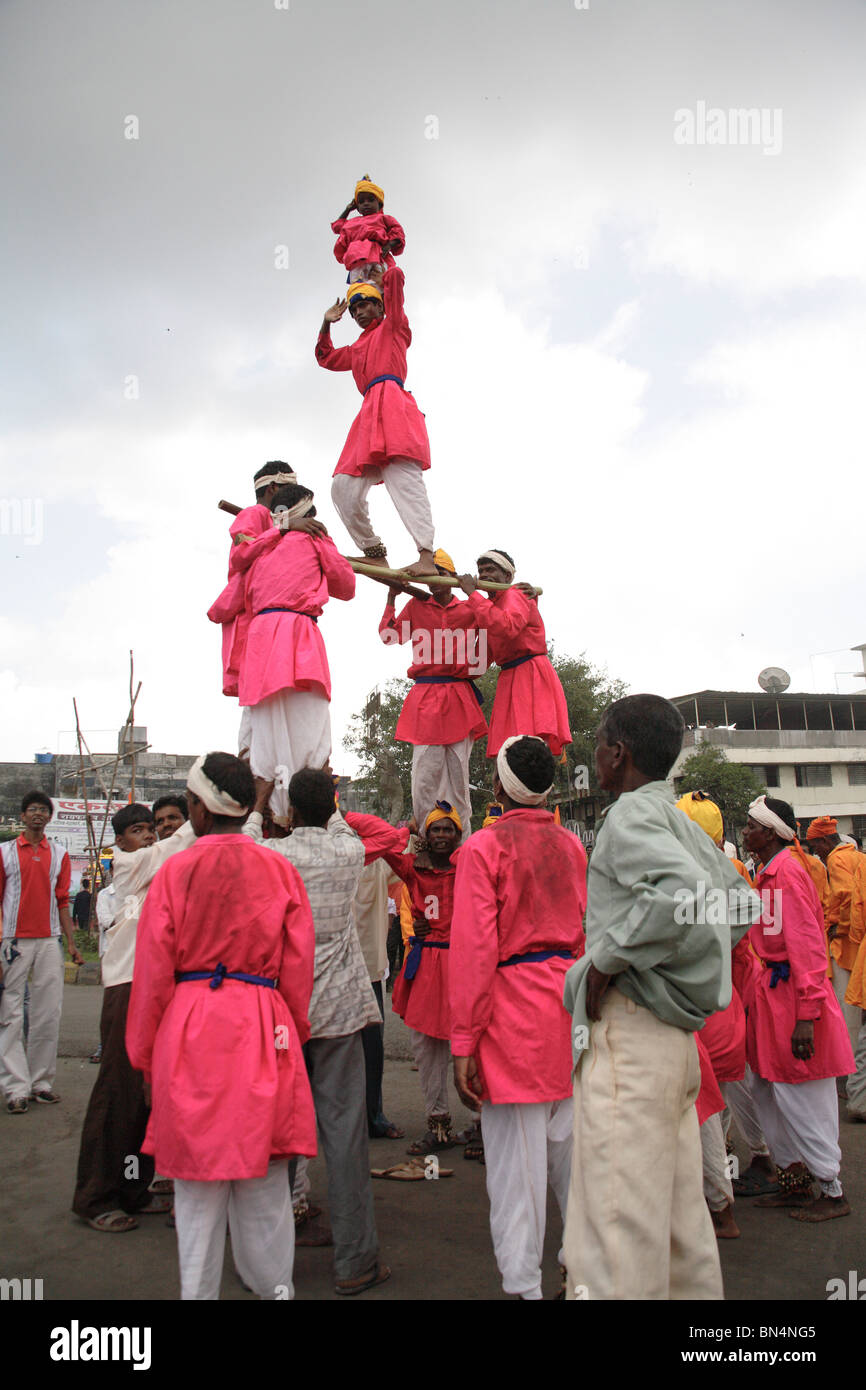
left=128, top=651, right=137, bottom=802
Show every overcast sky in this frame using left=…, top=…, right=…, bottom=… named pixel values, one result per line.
left=1, top=0, right=865, bottom=768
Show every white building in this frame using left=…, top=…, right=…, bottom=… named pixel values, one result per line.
left=669, top=689, right=866, bottom=842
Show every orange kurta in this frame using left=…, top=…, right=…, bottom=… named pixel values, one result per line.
left=825, top=842, right=866, bottom=973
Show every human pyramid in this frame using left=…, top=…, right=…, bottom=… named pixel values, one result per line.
left=48, top=176, right=859, bottom=1304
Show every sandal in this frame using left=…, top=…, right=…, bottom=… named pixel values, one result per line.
left=732, top=1164, right=779, bottom=1197
left=137, top=1195, right=173, bottom=1215
left=371, top=1159, right=453, bottom=1180
left=370, top=1122, right=405, bottom=1140
left=87, top=1210, right=139, bottom=1233
left=334, top=1263, right=392, bottom=1296
left=148, top=1179, right=174, bottom=1196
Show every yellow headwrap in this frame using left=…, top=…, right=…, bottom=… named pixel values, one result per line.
left=434, top=548, right=456, bottom=574
left=346, top=281, right=383, bottom=308
left=424, top=805, right=463, bottom=833
left=482, top=803, right=504, bottom=829
left=677, top=791, right=723, bottom=847
left=355, top=176, right=384, bottom=206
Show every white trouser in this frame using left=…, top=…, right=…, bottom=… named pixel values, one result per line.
left=238, top=706, right=253, bottom=759
left=248, top=689, right=331, bottom=820
left=331, top=459, right=435, bottom=554
left=411, top=739, right=472, bottom=842
left=0, top=937, right=64, bottom=1101
left=411, top=1031, right=450, bottom=1117
left=481, top=1098, right=573, bottom=1300
left=831, top=962, right=862, bottom=1053
left=701, top=1112, right=734, bottom=1212
left=174, top=1160, right=295, bottom=1300
left=564, top=989, right=722, bottom=1301
left=847, top=1013, right=866, bottom=1117
left=722, top=1067, right=770, bottom=1157
left=749, top=1073, right=843, bottom=1194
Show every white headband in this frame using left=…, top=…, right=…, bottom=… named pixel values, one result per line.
left=478, top=550, right=515, bottom=580
left=187, top=755, right=249, bottom=818
left=272, top=495, right=315, bottom=526
left=256, top=471, right=297, bottom=490
left=496, top=735, right=554, bottom=806
left=748, top=795, right=794, bottom=842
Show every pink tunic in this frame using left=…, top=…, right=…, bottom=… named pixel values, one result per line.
left=745, top=849, right=855, bottom=1084
left=345, top=812, right=455, bottom=1039
left=380, top=597, right=488, bottom=746
left=207, top=504, right=273, bottom=697
left=449, top=808, right=588, bottom=1103
left=238, top=531, right=355, bottom=706
left=315, top=267, right=431, bottom=477
left=465, top=588, right=571, bottom=757
left=126, top=834, right=317, bottom=1180
left=330, top=211, right=405, bottom=269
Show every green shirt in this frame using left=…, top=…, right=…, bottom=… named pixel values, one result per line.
left=563, top=781, right=762, bottom=1062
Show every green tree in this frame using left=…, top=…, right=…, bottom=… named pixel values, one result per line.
left=676, top=744, right=766, bottom=844
left=343, top=647, right=627, bottom=829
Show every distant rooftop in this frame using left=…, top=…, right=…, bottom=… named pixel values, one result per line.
left=670, top=690, right=866, bottom=733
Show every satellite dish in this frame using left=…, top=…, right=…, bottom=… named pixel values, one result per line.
left=758, top=666, right=791, bottom=695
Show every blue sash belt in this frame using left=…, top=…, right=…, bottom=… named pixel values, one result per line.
left=768, top=960, right=791, bottom=989
left=499, top=651, right=546, bottom=672
left=176, top=962, right=277, bottom=990
left=256, top=607, right=318, bottom=623
left=404, top=938, right=449, bottom=981
left=414, top=675, right=484, bottom=707
left=498, top=950, right=575, bottom=969
left=364, top=374, right=404, bottom=393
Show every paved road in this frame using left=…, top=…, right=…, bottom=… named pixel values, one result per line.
left=1, top=985, right=863, bottom=1301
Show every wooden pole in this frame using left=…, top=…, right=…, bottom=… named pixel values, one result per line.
left=128, top=651, right=137, bottom=802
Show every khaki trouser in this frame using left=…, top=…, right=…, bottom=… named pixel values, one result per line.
left=564, top=987, right=723, bottom=1301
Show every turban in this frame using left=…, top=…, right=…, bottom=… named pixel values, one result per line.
left=496, top=736, right=553, bottom=806
left=434, top=547, right=456, bottom=574
left=272, top=492, right=315, bottom=528
left=676, top=791, right=723, bottom=847
left=255, top=469, right=296, bottom=489
left=806, top=816, right=837, bottom=840
left=355, top=176, right=384, bottom=205
left=346, top=282, right=383, bottom=309
left=748, top=795, right=795, bottom=842
left=482, top=803, right=504, bottom=829
left=478, top=550, right=515, bottom=581
left=187, top=755, right=249, bottom=818
left=424, top=801, right=462, bottom=833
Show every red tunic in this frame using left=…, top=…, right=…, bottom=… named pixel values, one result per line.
left=465, top=588, right=571, bottom=757
left=330, top=211, right=405, bottom=269
left=345, top=812, right=455, bottom=1039
left=745, top=849, right=855, bottom=1084
left=695, top=1034, right=725, bottom=1124
left=380, top=597, right=488, bottom=746
left=238, top=531, right=355, bottom=706
left=126, top=834, right=317, bottom=1180
left=207, top=504, right=273, bottom=698
left=315, top=267, right=431, bottom=477
left=449, top=808, right=588, bottom=1103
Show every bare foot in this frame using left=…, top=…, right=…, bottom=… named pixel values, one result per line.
left=789, top=1192, right=851, bottom=1223
left=404, top=551, right=437, bottom=577
left=710, top=1202, right=740, bottom=1239
left=350, top=553, right=390, bottom=569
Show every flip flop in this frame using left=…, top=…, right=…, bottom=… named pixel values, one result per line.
left=732, top=1165, right=779, bottom=1197
left=137, top=1195, right=173, bottom=1215
left=87, top=1210, right=139, bottom=1233
left=371, top=1162, right=426, bottom=1181
left=148, top=1179, right=174, bottom=1195
left=334, top=1263, right=392, bottom=1296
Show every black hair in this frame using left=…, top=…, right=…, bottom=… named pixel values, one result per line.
left=21, top=790, right=53, bottom=815
left=502, top=737, right=555, bottom=796
left=348, top=293, right=383, bottom=319
left=600, top=694, right=685, bottom=781
left=762, top=799, right=796, bottom=836
left=480, top=548, right=515, bottom=570
left=152, top=793, right=188, bottom=820
left=270, top=482, right=315, bottom=517
left=288, top=768, right=335, bottom=827
left=112, top=803, right=154, bottom=836
left=254, top=460, right=293, bottom=499
left=200, top=752, right=255, bottom=811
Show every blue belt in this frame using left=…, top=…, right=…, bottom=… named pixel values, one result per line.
left=404, top=938, right=449, bottom=981
left=768, top=960, right=790, bottom=989
left=256, top=607, right=318, bottom=623
left=499, top=651, right=546, bottom=672
left=176, top=962, right=278, bottom=990
left=498, top=950, right=575, bottom=969
left=414, top=675, right=484, bottom=707
left=364, top=374, right=404, bottom=393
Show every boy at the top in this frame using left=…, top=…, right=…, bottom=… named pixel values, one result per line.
left=316, top=266, right=434, bottom=577
left=330, top=174, right=405, bottom=281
